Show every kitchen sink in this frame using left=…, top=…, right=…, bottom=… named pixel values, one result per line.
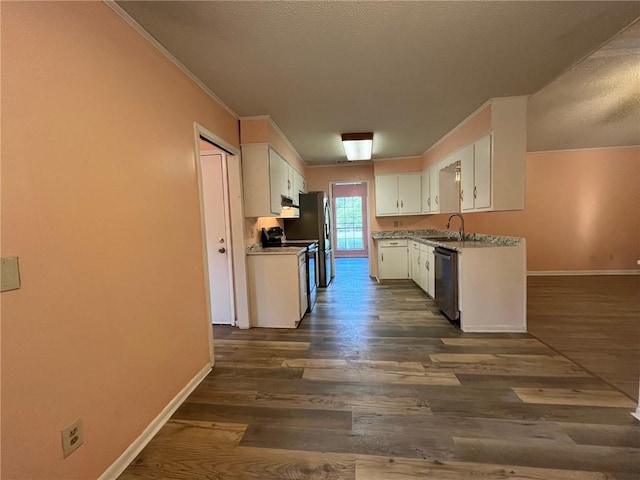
left=424, top=236, right=460, bottom=242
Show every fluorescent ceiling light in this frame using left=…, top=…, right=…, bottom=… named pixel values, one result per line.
left=341, top=133, right=373, bottom=161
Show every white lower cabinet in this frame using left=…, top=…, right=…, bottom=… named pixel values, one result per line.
left=410, top=241, right=421, bottom=284
left=247, top=252, right=306, bottom=328
left=377, top=239, right=409, bottom=279
left=298, top=252, right=308, bottom=319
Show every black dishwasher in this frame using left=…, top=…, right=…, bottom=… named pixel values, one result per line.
left=434, top=246, right=459, bottom=325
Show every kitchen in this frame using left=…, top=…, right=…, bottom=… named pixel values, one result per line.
left=3, top=2, right=639, bottom=480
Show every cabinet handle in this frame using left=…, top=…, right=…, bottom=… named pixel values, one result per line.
left=427, top=198, right=431, bottom=207
left=381, top=253, right=384, bottom=262
left=435, top=195, right=439, bottom=205
left=473, top=186, right=477, bottom=199
left=460, top=190, right=464, bottom=201
left=389, top=242, right=398, bottom=245
left=396, top=200, right=399, bottom=208
left=426, top=260, right=429, bottom=270
left=401, top=200, right=404, bottom=208
left=288, top=179, right=291, bottom=189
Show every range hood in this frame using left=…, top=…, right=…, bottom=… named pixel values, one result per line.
left=279, top=195, right=299, bottom=218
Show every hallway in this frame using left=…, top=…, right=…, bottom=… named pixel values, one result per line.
left=119, top=259, right=639, bottom=479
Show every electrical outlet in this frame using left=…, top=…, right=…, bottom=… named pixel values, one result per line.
left=61, top=419, right=84, bottom=458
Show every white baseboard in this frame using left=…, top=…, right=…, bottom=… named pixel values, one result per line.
left=98, top=362, right=212, bottom=480
left=527, top=270, right=640, bottom=276
left=633, top=407, right=640, bottom=422
left=461, top=325, right=527, bottom=333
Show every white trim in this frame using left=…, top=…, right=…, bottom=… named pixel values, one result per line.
left=372, top=155, right=423, bottom=163
left=103, top=1, right=238, bottom=120
left=423, top=99, right=492, bottom=157
left=196, top=124, right=251, bottom=331
left=307, top=161, right=373, bottom=169
left=461, top=325, right=528, bottom=333
left=527, top=270, right=640, bottom=276
left=528, top=144, right=640, bottom=155
left=97, top=363, right=211, bottom=480
left=240, top=115, right=305, bottom=166
left=633, top=409, right=640, bottom=422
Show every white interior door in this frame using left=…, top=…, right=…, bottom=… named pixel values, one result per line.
left=200, top=150, right=234, bottom=325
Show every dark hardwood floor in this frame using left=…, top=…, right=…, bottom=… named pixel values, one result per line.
left=120, top=259, right=639, bottom=480
left=527, top=275, right=639, bottom=401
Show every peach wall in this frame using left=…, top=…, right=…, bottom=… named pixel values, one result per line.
left=240, top=117, right=306, bottom=175
left=464, top=147, right=640, bottom=271
left=2, top=3, right=239, bottom=479
left=423, top=104, right=492, bottom=168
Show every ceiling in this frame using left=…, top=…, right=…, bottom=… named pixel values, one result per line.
left=116, top=1, right=639, bottom=164
left=528, top=20, right=640, bottom=152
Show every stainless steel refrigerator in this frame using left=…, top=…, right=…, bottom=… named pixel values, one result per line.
left=284, top=191, right=334, bottom=287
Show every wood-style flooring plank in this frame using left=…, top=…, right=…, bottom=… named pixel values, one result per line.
left=513, top=387, right=637, bottom=408
left=453, top=436, right=640, bottom=476
left=354, top=456, right=614, bottom=480
left=303, top=366, right=460, bottom=386
left=427, top=353, right=588, bottom=377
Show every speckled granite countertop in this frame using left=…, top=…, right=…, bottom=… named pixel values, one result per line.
left=371, top=229, right=521, bottom=250
left=246, top=244, right=306, bottom=255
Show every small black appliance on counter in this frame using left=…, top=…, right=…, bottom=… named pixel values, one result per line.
left=261, top=226, right=284, bottom=247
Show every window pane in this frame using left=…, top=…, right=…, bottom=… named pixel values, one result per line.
left=335, top=196, right=363, bottom=250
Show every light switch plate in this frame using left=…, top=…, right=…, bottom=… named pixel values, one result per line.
left=1, top=257, right=20, bottom=292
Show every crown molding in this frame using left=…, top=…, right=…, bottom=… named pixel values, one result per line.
left=103, top=0, right=239, bottom=120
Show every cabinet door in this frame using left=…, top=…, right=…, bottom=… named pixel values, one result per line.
left=268, top=149, right=287, bottom=214
left=410, top=243, right=420, bottom=283
left=298, top=254, right=308, bottom=319
left=375, top=175, right=399, bottom=215
left=429, top=164, right=440, bottom=213
left=426, top=252, right=435, bottom=297
left=378, top=246, right=409, bottom=279
left=460, top=144, right=475, bottom=211
left=421, top=169, right=431, bottom=213
left=474, top=134, right=492, bottom=209
left=398, top=174, right=422, bottom=214
left=292, top=170, right=305, bottom=205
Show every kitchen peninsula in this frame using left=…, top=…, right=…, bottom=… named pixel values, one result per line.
left=372, top=230, right=526, bottom=333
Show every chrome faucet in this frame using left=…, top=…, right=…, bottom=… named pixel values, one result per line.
left=446, top=213, right=465, bottom=241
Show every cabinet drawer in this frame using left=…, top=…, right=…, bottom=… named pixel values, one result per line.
left=378, top=239, right=407, bottom=247
left=419, top=243, right=435, bottom=254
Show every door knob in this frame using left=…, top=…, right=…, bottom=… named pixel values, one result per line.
left=218, top=247, right=226, bottom=253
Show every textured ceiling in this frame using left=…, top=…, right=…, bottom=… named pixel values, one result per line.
left=116, top=1, right=639, bottom=164
left=528, top=20, right=640, bottom=152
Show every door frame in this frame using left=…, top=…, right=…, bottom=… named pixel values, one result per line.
left=329, top=180, right=372, bottom=261
left=193, top=124, right=250, bottom=364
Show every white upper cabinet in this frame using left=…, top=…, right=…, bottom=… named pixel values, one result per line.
left=375, top=173, right=421, bottom=216
left=242, top=144, right=305, bottom=218
left=461, top=134, right=492, bottom=211
left=460, top=143, right=476, bottom=211
left=268, top=148, right=288, bottom=212
left=292, top=169, right=306, bottom=205
left=375, top=175, right=400, bottom=215
left=398, top=174, right=422, bottom=214
left=428, top=165, right=439, bottom=213
left=421, top=169, right=431, bottom=213
left=473, top=134, right=492, bottom=209
left=427, top=96, right=527, bottom=214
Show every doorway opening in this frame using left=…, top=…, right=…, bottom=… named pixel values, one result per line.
left=198, top=138, right=235, bottom=326
left=331, top=182, right=368, bottom=258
